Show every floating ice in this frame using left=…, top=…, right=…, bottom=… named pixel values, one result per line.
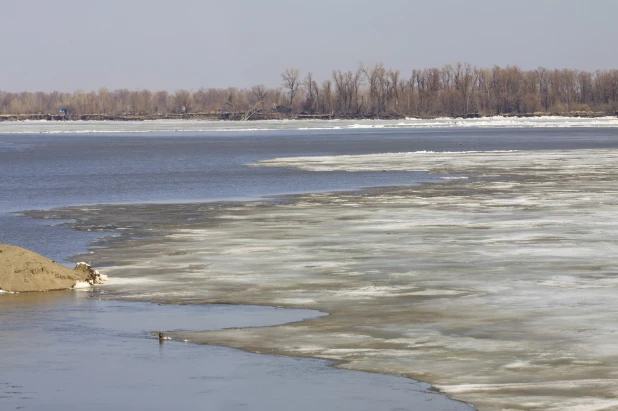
left=45, top=147, right=618, bottom=410
left=72, top=281, right=92, bottom=289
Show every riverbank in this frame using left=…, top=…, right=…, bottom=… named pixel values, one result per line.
left=0, top=112, right=399, bottom=122
left=1, top=111, right=616, bottom=123
left=2, top=116, right=618, bottom=136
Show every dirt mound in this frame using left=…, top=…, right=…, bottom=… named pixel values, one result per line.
left=0, top=244, right=94, bottom=292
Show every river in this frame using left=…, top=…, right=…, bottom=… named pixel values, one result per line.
left=2, top=118, right=618, bottom=410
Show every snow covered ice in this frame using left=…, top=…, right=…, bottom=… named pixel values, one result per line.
left=2, top=116, right=618, bottom=134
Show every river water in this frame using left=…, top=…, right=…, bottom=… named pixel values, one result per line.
left=2, top=118, right=618, bottom=410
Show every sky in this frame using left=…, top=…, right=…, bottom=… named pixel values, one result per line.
left=1, top=0, right=617, bottom=92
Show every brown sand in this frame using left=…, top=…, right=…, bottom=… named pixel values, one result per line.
left=0, top=244, right=90, bottom=292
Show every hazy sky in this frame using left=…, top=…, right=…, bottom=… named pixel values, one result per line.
left=1, top=0, right=617, bottom=92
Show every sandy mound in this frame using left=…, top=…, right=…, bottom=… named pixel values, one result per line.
left=0, top=244, right=97, bottom=292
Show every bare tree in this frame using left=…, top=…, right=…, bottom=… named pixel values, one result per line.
left=173, top=90, right=192, bottom=114
left=322, top=80, right=332, bottom=114
left=312, top=79, right=320, bottom=113
left=3, top=63, right=618, bottom=119
left=225, top=90, right=236, bottom=112
left=281, top=68, right=301, bottom=108
left=250, top=84, right=268, bottom=109
left=304, top=73, right=316, bottom=113
left=154, top=91, right=169, bottom=115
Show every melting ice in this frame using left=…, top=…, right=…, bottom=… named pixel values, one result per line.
left=34, top=148, right=618, bottom=411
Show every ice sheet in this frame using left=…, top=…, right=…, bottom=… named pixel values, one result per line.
left=34, top=147, right=618, bottom=410
left=1, top=116, right=618, bottom=134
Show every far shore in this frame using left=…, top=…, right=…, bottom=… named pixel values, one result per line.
left=1, top=111, right=617, bottom=123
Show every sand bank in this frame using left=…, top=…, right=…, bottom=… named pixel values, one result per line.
left=0, top=244, right=105, bottom=292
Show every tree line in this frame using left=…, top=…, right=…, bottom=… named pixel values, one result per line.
left=2, top=63, right=618, bottom=119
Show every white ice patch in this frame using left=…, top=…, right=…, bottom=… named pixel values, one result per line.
left=437, top=379, right=618, bottom=394
left=407, top=289, right=465, bottom=296
left=72, top=281, right=93, bottom=289
left=332, top=285, right=419, bottom=298
left=104, top=277, right=169, bottom=286
left=276, top=298, right=318, bottom=305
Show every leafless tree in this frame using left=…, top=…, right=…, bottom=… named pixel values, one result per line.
left=3, top=63, right=618, bottom=119
left=304, top=73, right=316, bottom=113
left=173, top=90, right=192, bottom=114
left=281, top=68, right=301, bottom=108
left=250, top=85, right=268, bottom=106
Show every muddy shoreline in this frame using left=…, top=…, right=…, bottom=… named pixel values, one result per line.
left=1, top=111, right=615, bottom=122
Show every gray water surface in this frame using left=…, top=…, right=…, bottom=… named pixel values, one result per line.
left=0, top=292, right=473, bottom=411
left=3, top=127, right=617, bottom=262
